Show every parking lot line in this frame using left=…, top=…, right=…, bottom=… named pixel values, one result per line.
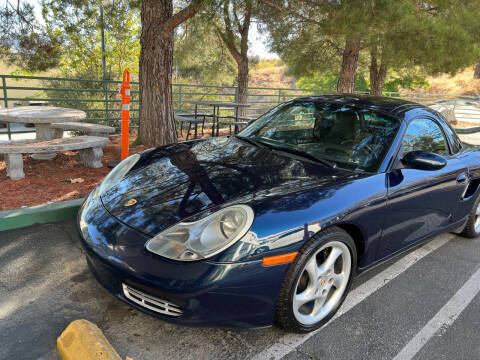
left=251, top=235, right=452, bottom=360
left=392, top=266, right=480, bottom=360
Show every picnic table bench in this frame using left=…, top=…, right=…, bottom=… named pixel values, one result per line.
left=50, top=122, right=115, bottom=137
left=216, top=119, right=249, bottom=135
left=1, top=136, right=110, bottom=180
left=175, top=113, right=210, bottom=139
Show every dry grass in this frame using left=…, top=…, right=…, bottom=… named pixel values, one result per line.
left=0, top=61, right=49, bottom=106
left=420, top=66, right=480, bottom=95
left=248, top=60, right=480, bottom=97
left=249, top=63, right=296, bottom=89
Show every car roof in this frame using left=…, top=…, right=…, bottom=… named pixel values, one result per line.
left=292, top=94, right=427, bottom=119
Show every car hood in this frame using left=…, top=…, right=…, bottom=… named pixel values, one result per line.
left=101, top=136, right=351, bottom=236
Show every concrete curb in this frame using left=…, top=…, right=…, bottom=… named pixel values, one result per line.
left=0, top=198, right=84, bottom=232
left=57, top=319, right=122, bottom=360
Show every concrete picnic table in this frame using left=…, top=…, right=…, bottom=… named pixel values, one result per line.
left=0, top=106, right=86, bottom=160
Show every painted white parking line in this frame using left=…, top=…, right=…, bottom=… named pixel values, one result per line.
left=251, top=235, right=453, bottom=360
left=392, top=266, right=480, bottom=360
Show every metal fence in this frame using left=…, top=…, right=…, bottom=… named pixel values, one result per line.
left=2, top=74, right=480, bottom=140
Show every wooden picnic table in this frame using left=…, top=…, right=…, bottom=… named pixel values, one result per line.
left=0, top=106, right=86, bottom=160
left=183, top=100, right=251, bottom=137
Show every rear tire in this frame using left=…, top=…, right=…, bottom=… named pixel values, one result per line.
left=460, top=194, right=480, bottom=238
left=275, top=227, right=357, bottom=333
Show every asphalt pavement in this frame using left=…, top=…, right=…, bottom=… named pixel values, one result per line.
left=1, top=220, right=479, bottom=360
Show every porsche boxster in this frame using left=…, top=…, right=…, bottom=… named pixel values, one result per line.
left=78, top=95, right=480, bottom=332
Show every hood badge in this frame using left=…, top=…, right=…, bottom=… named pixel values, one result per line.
left=124, top=199, right=137, bottom=207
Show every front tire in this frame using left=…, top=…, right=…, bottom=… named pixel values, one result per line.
left=275, top=227, right=357, bottom=333
left=460, top=194, right=480, bottom=238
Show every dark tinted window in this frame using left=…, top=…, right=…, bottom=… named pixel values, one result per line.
left=239, top=102, right=399, bottom=172
left=402, top=118, right=447, bottom=156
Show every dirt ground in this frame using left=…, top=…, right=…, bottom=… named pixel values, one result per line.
left=0, top=134, right=147, bottom=210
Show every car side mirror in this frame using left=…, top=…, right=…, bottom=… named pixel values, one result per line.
left=402, top=150, right=447, bottom=171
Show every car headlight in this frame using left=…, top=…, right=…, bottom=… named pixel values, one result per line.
left=93, top=153, right=140, bottom=199
left=146, top=205, right=254, bottom=261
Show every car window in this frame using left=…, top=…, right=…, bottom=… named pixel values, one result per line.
left=442, top=121, right=462, bottom=153
left=255, top=103, right=317, bottom=139
left=402, top=118, right=448, bottom=156
left=239, top=101, right=399, bottom=172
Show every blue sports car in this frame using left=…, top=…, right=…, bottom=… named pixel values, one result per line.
left=78, top=95, right=480, bottom=332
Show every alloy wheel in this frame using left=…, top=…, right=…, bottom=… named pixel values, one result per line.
left=293, top=241, right=351, bottom=326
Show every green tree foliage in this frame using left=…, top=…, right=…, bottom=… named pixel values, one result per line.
left=37, top=0, right=140, bottom=128
left=0, top=1, right=60, bottom=71
left=296, top=68, right=429, bottom=93
left=212, top=0, right=253, bottom=111
left=174, top=14, right=236, bottom=85
left=296, top=72, right=369, bottom=93
left=41, top=0, right=141, bottom=80
left=260, top=0, right=480, bottom=95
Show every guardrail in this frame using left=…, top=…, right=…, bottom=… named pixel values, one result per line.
left=1, top=74, right=480, bottom=140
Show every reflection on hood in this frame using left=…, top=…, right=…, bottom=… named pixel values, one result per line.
left=101, top=137, right=356, bottom=236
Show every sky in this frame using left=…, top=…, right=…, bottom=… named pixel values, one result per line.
left=32, top=0, right=278, bottom=59
left=248, top=22, right=278, bottom=59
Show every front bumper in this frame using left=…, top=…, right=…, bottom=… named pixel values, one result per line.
left=78, top=196, right=289, bottom=328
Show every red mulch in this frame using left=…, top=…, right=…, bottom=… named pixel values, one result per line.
left=0, top=129, right=230, bottom=211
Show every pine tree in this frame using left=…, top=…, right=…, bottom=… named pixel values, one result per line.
left=138, top=0, right=206, bottom=146
left=214, top=0, right=253, bottom=114
left=42, top=0, right=140, bottom=80
left=260, top=0, right=480, bottom=95
left=0, top=1, right=60, bottom=72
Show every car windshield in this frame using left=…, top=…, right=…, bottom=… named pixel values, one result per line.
left=238, top=101, right=400, bottom=172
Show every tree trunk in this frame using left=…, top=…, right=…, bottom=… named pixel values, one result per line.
left=139, top=0, right=177, bottom=147
left=369, top=52, right=387, bottom=96
left=337, top=36, right=361, bottom=93
left=474, top=63, right=480, bottom=79
left=236, top=57, right=249, bottom=116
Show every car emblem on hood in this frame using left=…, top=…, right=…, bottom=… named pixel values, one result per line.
left=124, top=199, right=137, bottom=207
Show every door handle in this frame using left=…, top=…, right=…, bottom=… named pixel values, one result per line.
left=457, top=173, right=467, bottom=183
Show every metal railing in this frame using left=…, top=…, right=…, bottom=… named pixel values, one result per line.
left=1, top=74, right=480, bottom=140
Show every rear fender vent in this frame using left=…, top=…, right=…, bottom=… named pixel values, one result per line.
left=463, top=178, right=480, bottom=199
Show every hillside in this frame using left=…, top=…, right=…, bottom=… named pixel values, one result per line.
left=419, top=66, right=480, bottom=95
left=0, top=62, right=48, bottom=106
left=248, top=60, right=296, bottom=89
left=248, top=60, right=480, bottom=96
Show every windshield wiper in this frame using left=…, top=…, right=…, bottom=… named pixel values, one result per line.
left=270, top=145, right=337, bottom=168
left=235, top=135, right=267, bottom=148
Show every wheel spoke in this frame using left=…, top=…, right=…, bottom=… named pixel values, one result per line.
left=311, top=294, right=328, bottom=316
left=332, top=272, right=345, bottom=288
left=321, top=247, right=342, bottom=271
left=304, top=256, right=319, bottom=282
left=294, top=287, right=316, bottom=309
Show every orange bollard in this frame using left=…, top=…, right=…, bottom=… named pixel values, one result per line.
left=120, top=69, right=130, bottom=160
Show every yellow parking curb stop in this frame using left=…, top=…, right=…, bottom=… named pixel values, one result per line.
left=57, top=319, right=122, bottom=360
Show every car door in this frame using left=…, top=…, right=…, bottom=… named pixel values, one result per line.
left=378, top=117, right=468, bottom=258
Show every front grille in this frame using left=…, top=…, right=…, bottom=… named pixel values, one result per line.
left=122, top=283, right=183, bottom=317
